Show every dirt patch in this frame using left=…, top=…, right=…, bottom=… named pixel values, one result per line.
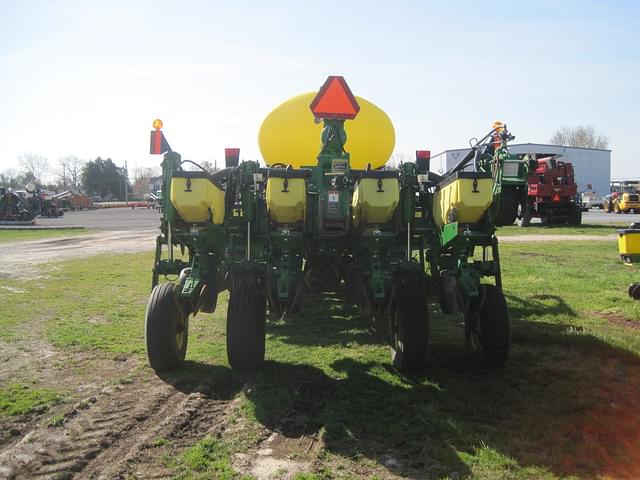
left=0, top=228, right=246, bottom=479
left=589, top=311, right=640, bottom=330
left=0, top=318, right=237, bottom=479
left=0, top=366, right=234, bottom=480
left=0, top=338, right=139, bottom=450
left=0, top=230, right=156, bottom=280
left=234, top=431, right=322, bottom=480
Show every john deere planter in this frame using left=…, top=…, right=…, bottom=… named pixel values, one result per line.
left=145, top=77, right=512, bottom=373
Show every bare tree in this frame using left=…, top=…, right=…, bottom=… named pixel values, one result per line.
left=389, top=153, right=407, bottom=168
left=199, top=161, right=214, bottom=172
left=133, top=166, right=161, bottom=180
left=18, top=152, right=49, bottom=184
left=58, top=155, right=85, bottom=189
left=550, top=125, right=609, bottom=149
left=131, top=176, right=152, bottom=198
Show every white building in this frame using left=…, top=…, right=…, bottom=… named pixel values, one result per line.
left=432, top=143, right=611, bottom=196
left=147, top=175, right=163, bottom=193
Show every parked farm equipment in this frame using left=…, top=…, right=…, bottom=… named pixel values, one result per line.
left=491, top=154, right=584, bottom=227
left=606, top=192, right=640, bottom=214
left=145, top=77, right=513, bottom=374
left=54, top=190, right=93, bottom=211
left=517, top=155, right=582, bottom=226
left=0, top=187, right=37, bottom=223
left=620, top=223, right=640, bottom=300
left=618, top=223, right=640, bottom=265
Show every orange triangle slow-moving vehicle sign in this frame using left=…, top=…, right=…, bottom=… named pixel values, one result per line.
left=310, top=76, right=360, bottom=120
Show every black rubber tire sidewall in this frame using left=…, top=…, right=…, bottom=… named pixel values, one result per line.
left=391, top=278, right=429, bottom=372
left=145, top=282, right=188, bottom=372
left=568, top=209, right=582, bottom=226
left=497, top=187, right=519, bottom=226
left=465, top=285, right=510, bottom=368
left=439, top=271, right=459, bottom=315
left=227, top=279, right=267, bottom=371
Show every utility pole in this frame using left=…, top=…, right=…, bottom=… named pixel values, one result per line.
left=124, top=161, right=128, bottom=203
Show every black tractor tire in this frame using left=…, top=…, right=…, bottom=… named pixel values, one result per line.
left=145, top=282, right=189, bottom=372
left=540, top=213, right=552, bottom=226
left=356, top=279, right=374, bottom=323
left=568, top=208, right=582, bottom=226
left=391, top=277, right=430, bottom=372
left=439, top=271, right=459, bottom=315
left=497, top=187, right=519, bottom=226
left=629, top=283, right=640, bottom=300
left=227, top=279, right=266, bottom=371
left=465, top=284, right=510, bottom=368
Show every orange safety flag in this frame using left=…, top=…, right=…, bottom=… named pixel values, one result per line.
left=150, top=130, right=171, bottom=155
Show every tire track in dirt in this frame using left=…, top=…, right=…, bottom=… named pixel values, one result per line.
left=0, top=373, right=233, bottom=480
left=1, top=227, right=241, bottom=479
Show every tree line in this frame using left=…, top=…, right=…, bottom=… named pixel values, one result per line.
left=0, top=154, right=160, bottom=201
left=549, top=125, right=609, bottom=149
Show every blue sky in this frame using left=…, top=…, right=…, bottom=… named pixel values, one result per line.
left=0, top=0, right=638, bottom=181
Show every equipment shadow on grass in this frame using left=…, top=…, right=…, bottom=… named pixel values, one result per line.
left=266, top=290, right=389, bottom=348
left=250, top=328, right=640, bottom=479
left=506, top=292, right=577, bottom=319
left=244, top=358, right=471, bottom=479
left=265, top=289, right=640, bottom=479
left=161, top=291, right=640, bottom=479
left=157, top=361, right=242, bottom=400
left=433, top=306, right=640, bottom=479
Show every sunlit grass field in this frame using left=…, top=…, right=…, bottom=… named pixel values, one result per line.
left=1, top=239, right=639, bottom=479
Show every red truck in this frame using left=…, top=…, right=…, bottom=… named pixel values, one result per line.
left=518, top=155, right=582, bottom=226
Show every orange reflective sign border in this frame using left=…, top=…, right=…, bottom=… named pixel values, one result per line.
left=310, top=76, right=360, bottom=120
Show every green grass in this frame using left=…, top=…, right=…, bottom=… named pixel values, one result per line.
left=151, top=437, right=171, bottom=447
left=237, top=242, right=640, bottom=479
left=0, top=252, right=153, bottom=349
left=497, top=223, right=624, bottom=236
left=2, top=242, right=640, bottom=478
left=0, top=383, right=64, bottom=416
left=172, top=437, right=253, bottom=480
left=501, top=241, right=640, bottom=343
left=46, top=412, right=66, bottom=427
left=0, top=228, right=88, bottom=243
